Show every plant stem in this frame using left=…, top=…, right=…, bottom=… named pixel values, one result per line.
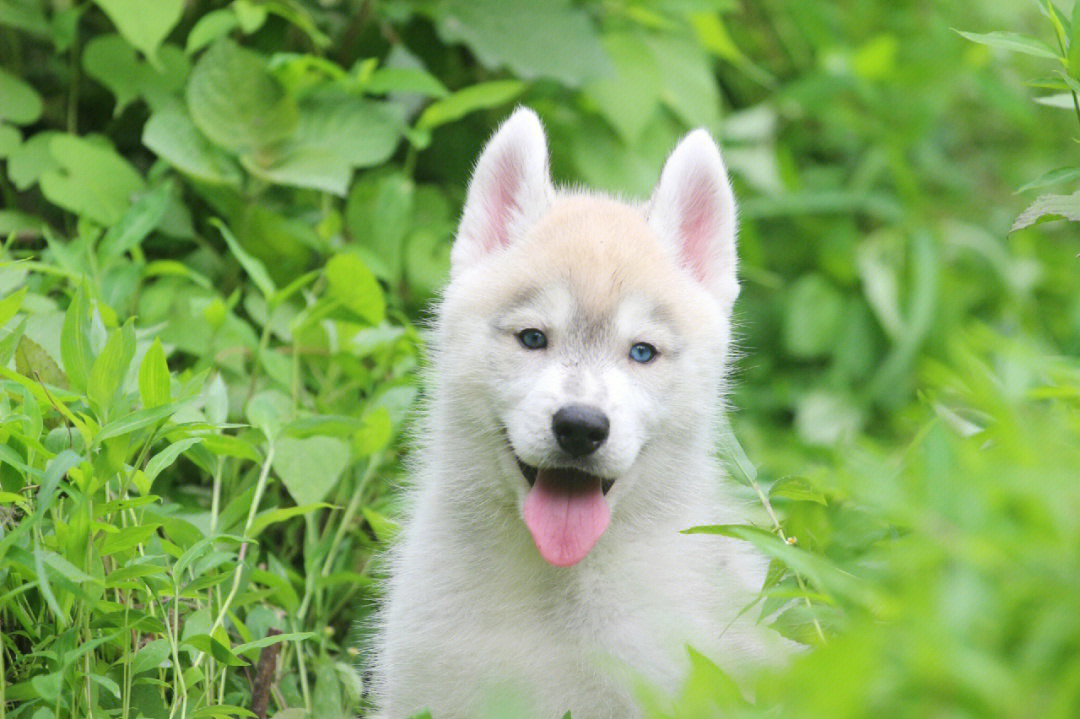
left=193, top=444, right=276, bottom=670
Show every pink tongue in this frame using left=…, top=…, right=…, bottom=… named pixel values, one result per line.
left=523, top=468, right=610, bottom=567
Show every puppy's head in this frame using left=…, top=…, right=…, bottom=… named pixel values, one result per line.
left=435, top=108, right=739, bottom=566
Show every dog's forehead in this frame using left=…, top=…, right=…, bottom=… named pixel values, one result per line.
left=509, top=195, right=687, bottom=313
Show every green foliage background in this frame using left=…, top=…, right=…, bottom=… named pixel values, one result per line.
left=0, top=1, right=1078, bottom=718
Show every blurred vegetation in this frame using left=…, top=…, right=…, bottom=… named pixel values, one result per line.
left=0, top=0, right=1077, bottom=718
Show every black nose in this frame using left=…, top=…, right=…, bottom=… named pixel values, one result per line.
left=553, top=405, right=610, bottom=457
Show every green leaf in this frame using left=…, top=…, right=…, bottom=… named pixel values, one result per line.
left=100, top=522, right=161, bottom=556
left=354, top=407, right=392, bottom=456
left=186, top=39, right=299, bottom=154
left=0, top=286, right=27, bottom=327
left=143, top=438, right=203, bottom=491
left=233, top=631, right=317, bottom=656
left=244, top=93, right=402, bottom=196
left=364, top=66, right=449, bottom=97
left=783, top=274, right=844, bottom=360
left=186, top=9, right=238, bottom=54
left=98, top=181, right=173, bottom=263
left=211, top=218, right=278, bottom=299
left=416, top=80, right=526, bottom=131
left=92, top=0, right=184, bottom=64
left=60, top=285, right=93, bottom=393
left=143, top=106, right=243, bottom=185
left=0, top=1, right=50, bottom=37
left=95, top=402, right=180, bottom=443
left=1016, top=166, right=1080, bottom=193
left=16, top=335, right=67, bottom=389
left=1012, top=191, right=1080, bottom=230
left=0, top=123, right=20, bottom=158
left=189, top=706, right=257, bottom=719
left=139, top=338, right=171, bottom=409
left=427, top=0, right=608, bottom=86
left=39, top=135, right=145, bottom=226
left=82, top=35, right=190, bottom=114
left=584, top=31, right=663, bottom=142
left=345, top=172, right=414, bottom=282
left=7, top=130, right=61, bottom=190
left=182, top=633, right=248, bottom=666
left=325, top=253, right=386, bottom=324
left=39, top=549, right=101, bottom=585
left=87, top=320, right=136, bottom=412
left=361, top=506, right=399, bottom=543
left=769, top=476, right=828, bottom=506
left=954, top=30, right=1060, bottom=60
left=246, top=389, right=293, bottom=442
left=0, top=66, right=43, bottom=125
left=272, top=436, right=350, bottom=506
left=248, top=503, right=333, bottom=538
left=130, top=638, right=171, bottom=674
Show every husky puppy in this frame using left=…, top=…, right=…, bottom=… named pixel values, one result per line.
left=375, top=108, right=782, bottom=718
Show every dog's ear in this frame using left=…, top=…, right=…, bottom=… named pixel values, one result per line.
left=647, top=130, right=739, bottom=310
left=452, top=107, right=553, bottom=274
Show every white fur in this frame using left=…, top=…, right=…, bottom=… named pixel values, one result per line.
left=374, top=108, right=787, bottom=719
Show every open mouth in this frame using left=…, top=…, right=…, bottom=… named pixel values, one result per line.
left=515, top=457, right=614, bottom=495
left=512, top=453, right=616, bottom=568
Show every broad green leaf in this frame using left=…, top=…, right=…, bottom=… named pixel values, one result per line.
left=364, top=66, right=449, bottom=97
left=87, top=320, right=136, bottom=412
left=325, top=253, right=385, bottom=324
left=0, top=66, right=43, bottom=125
left=61, top=285, right=93, bottom=393
left=0, top=286, right=27, bottom=326
left=99, top=520, right=160, bottom=552
left=98, top=181, right=172, bottom=263
left=345, top=172, right=414, bottom=282
left=416, top=80, right=526, bottom=131
left=769, top=476, right=828, bottom=506
left=92, top=0, right=184, bottom=63
left=783, top=274, right=844, bottom=359
left=647, top=32, right=721, bottom=129
left=83, top=35, right=189, bottom=114
left=0, top=0, right=50, bottom=37
left=272, top=436, right=350, bottom=505
left=246, top=389, right=293, bottom=441
left=242, top=93, right=403, bottom=196
left=232, top=0, right=268, bottom=34
left=15, top=335, right=67, bottom=388
left=354, top=407, right=392, bottom=456
left=186, top=9, right=238, bottom=54
left=6, top=130, right=61, bottom=190
left=40, top=135, right=145, bottom=226
left=0, top=122, right=20, bottom=157
left=130, top=638, right=171, bottom=674
left=139, top=338, right=171, bottom=409
left=584, top=31, right=662, bottom=142
left=427, top=0, right=608, bottom=86
left=211, top=218, right=277, bottom=298
left=143, top=106, right=243, bottom=185
left=186, top=39, right=299, bottom=154
left=1012, top=191, right=1080, bottom=230
left=954, top=30, right=1059, bottom=60
left=189, top=706, right=257, bottom=719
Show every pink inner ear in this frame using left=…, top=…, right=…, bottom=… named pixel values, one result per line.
left=481, top=150, right=524, bottom=255
left=678, top=173, right=720, bottom=283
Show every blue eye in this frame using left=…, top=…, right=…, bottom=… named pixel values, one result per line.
left=629, top=342, right=657, bottom=363
left=518, top=329, right=548, bottom=350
